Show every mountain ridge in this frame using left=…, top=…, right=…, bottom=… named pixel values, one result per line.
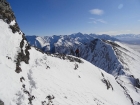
left=0, top=0, right=140, bottom=105
left=26, top=33, right=119, bottom=53
left=26, top=32, right=140, bottom=105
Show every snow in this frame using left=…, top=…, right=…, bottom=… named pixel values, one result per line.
left=124, top=43, right=140, bottom=53
left=0, top=18, right=140, bottom=105
left=36, top=37, right=48, bottom=47
left=10, top=20, right=16, bottom=26
left=18, top=47, right=132, bottom=105
left=0, top=19, right=22, bottom=60
left=25, top=27, right=140, bottom=105
left=114, top=41, right=140, bottom=79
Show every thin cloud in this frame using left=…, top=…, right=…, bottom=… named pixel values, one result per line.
left=96, top=31, right=117, bottom=35
left=138, top=20, right=140, bottom=22
left=89, top=9, right=104, bottom=15
left=88, top=21, right=97, bottom=24
left=96, top=30, right=132, bottom=35
left=118, top=4, right=123, bottom=9
left=89, top=18, right=107, bottom=24
left=97, top=19, right=107, bottom=24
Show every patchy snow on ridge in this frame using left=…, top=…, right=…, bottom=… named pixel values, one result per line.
left=10, top=20, right=16, bottom=26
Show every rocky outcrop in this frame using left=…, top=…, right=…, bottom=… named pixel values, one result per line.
left=0, top=1, right=20, bottom=33
left=101, top=72, right=113, bottom=90
left=0, top=100, right=4, bottom=105
left=15, top=34, right=31, bottom=73
left=0, top=0, right=31, bottom=73
left=0, top=0, right=15, bottom=23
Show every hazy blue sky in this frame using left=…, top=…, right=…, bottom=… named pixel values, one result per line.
left=7, top=0, right=140, bottom=36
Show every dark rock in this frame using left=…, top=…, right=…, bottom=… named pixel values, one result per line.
left=9, top=23, right=20, bottom=33
left=22, top=84, right=25, bottom=88
left=102, top=78, right=113, bottom=90
left=15, top=66, right=22, bottom=73
left=135, top=78, right=140, bottom=88
left=101, top=72, right=104, bottom=77
left=0, top=100, right=4, bottom=105
left=20, top=77, right=25, bottom=82
left=24, top=90, right=30, bottom=96
left=0, top=0, right=16, bottom=25
left=15, top=35, right=30, bottom=73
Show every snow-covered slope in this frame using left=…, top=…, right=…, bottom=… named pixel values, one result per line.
left=0, top=19, right=138, bottom=105
left=55, top=38, right=140, bottom=104
left=27, top=33, right=140, bottom=105
left=0, top=44, right=136, bottom=105
left=0, top=1, right=140, bottom=105
left=124, top=43, right=140, bottom=53
left=27, top=32, right=140, bottom=81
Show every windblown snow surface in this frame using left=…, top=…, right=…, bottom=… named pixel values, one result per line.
left=1, top=19, right=140, bottom=105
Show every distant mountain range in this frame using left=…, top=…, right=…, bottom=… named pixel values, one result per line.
left=113, top=34, right=140, bottom=44
left=114, top=34, right=140, bottom=40
left=26, top=33, right=119, bottom=53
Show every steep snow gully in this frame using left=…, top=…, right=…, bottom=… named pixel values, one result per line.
left=0, top=0, right=140, bottom=105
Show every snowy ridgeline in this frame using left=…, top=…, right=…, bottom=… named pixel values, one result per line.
left=26, top=32, right=140, bottom=84
left=25, top=29, right=140, bottom=105
left=0, top=19, right=140, bottom=105
left=25, top=33, right=119, bottom=53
